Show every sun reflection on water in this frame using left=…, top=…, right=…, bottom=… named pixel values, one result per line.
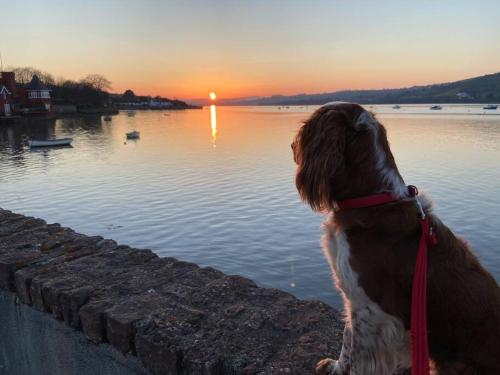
left=210, top=104, right=217, bottom=147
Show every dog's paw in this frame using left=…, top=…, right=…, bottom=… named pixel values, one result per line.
left=315, top=358, right=344, bottom=375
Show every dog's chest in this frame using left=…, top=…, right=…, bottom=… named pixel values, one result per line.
left=322, top=219, right=411, bottom=372
left=321, top=220, right=359, bottom=298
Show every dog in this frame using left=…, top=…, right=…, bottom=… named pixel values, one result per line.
left=291, top=102, right=500, bottom=374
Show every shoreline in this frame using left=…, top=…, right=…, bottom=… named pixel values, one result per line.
left=0, top=106, right=203, bottom=125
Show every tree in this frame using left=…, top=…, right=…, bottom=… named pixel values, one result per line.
left=9, top=67, right=38, bottom=84
left=122, top=89, right=136, bottom=101
left=80, top=74, right=112, bottom=91
left=50, top=78, right=110, bottom=107
left=39, top=72, right=55, bottom=86
left=9, top=66, right=54, bottom=85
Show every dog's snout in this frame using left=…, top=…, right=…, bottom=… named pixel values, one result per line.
left=291, top=142, right=297, bottom=163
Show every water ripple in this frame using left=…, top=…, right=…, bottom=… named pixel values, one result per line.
left=1, top=106, right=499, bottom=309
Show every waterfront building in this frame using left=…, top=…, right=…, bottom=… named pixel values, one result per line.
left=0, top=72, right=17, bottom=98
left=0, top=85, right=13, bottom=116
left=24, top=74, right=51, bottom=112
left=0, top=72, right=52, bottom=115
left=149, top=98, right=173, bottom=108
left=0, top=72, right=16, bottom=117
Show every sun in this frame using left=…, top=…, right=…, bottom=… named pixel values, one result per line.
left=209, top=92, right=216, bottom=101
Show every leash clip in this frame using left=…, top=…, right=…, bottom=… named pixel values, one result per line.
left=415, top=197, right=426, bottom=220
left=427, top=224, right=438, bottom=246
left=408, top=185, right=426, bottom=219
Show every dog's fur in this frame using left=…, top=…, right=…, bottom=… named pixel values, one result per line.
left=292, top=103, right=500, bottom=374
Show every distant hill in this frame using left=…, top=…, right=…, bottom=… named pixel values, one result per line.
left=220, top=72, right=500, bottom=106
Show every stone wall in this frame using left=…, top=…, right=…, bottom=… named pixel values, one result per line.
left=0, top=291, right=149, bottom=375
left=0, top=209, right=343, bottom=374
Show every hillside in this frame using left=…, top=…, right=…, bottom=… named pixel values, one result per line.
left=220, top=72, right=500, bottom=106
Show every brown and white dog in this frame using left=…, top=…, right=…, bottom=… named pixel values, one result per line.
left=292, top=102, right=500, bottom=374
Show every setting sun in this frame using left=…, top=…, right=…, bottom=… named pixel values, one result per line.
left=209, top=92, right=216, bottom=101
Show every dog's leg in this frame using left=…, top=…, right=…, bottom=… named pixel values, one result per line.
left=434, top=360, right=482, bottom=375
left=394, top=368, right=412, bottom=375
left=347, top=306, right=409, bottom=375
left=315, top=324, right=352, bottom=374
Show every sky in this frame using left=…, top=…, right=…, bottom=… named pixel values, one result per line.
left=2, top=0, right=500, bottom=100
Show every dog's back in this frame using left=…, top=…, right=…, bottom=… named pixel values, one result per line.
left=426, top=214, right=500, bottom=374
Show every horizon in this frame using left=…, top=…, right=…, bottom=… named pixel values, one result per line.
left=188, top=70, right=500, bottom=103
left=3, top=0, right=500, bottom=100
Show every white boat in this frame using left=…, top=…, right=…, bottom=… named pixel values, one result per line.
left=392, top=105, right=401, bottom=109
left=483, top=105, right=498, bottom=110
left=126, top=131, right=140, bottom=139
left=28, top=138, right=73, bottom=147
left=430, top=105, right=442, bottom=110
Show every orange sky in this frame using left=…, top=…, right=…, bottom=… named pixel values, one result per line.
left=3, top=1, right=500, bottom=100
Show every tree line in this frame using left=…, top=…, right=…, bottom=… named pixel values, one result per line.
left=8, top=66, right=192, bottom=109
left=9, top=66, right=112, bottom=108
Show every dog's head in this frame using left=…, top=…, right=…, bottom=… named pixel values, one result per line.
left=292, top=102, right=404, bottom=211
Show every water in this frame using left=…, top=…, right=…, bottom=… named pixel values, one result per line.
left=1, top=105, right=499, bottom=309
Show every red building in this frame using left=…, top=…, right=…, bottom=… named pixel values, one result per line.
left=0, top=72, right=16, bottom=117
left=0, top=72, right=17, bottom=95
left=0, top=72, right=52, bottom=115
left=0, top=85, right=13, bottom=116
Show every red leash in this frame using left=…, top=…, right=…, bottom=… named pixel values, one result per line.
left=335, top=186, right=436, bottom=375
left=411, top=198, right=437, bottom=375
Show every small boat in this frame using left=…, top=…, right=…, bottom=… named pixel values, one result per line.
left=483, top=105, right=498, bottom=110
left=392, top=105, right=401, bottom=109
left=430, top=105, right=442, bottom=110
left=103, top=115, right=112, bottom=121
left=28, top=138, right=73, bottom=147
left=126, top=131, right=140, bottom=139
left=127, top=111, right=135, bottom=117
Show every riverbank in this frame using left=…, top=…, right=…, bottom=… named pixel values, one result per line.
left=116, top=104, right=202, bottom=110
left=0, top=106, right=203, bottom=125
left=0, top=108, right=119, bottom=125
left=0, top=209, right=343, bottom=374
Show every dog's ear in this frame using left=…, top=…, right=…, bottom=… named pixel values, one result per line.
left=295, top=109, right=347, bottom=211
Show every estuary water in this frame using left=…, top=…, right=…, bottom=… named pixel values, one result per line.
left=1, top=104, right=499, bottom=308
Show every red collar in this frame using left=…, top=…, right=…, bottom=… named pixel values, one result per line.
left=334, top=185, right=418, bottom=210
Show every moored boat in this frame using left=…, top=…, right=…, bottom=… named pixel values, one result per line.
left=103, top=115, right=112, bottom=121
left=483, top=105, right=498, bottom=110
left=126, top=131, right=140, bottom=139
left=127, top=111, right=135, bottom=117
left=392, top=105, right=401, bottom=109
left=28, top=138, right=73, bottom=147
left=430, top=105, right=442, bottom=110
